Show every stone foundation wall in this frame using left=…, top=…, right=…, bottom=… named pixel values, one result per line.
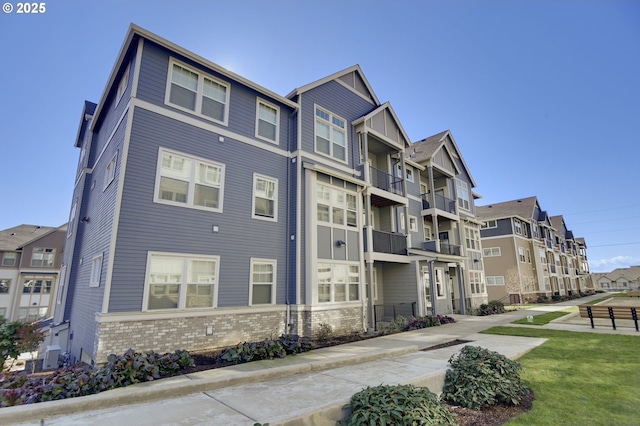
left=94, top=310, right=287, bottom=364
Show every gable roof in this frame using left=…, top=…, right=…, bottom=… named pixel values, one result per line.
left=0, top=225, right=59, bottom=251
left=286, top=64, right=379, bottom=105
left=410, top=130, right=477, bottom=187
left=603, top=266, right=640, bottom=281
left=91, top=24, right=298, bottom=130
left=476, top=196, right=539, bottom=221
left=352, top=102, right=411, bottom=149
left=549, top=215, right=568, bottom=236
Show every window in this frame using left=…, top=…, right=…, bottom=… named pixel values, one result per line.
left=317, top=184, right=357, bottom=228
left=145, top=253, right=219, bottom=310
left=518, top=247, right=526, bottom=262
left=514, top=219, right=522, bottom=235
left=256, top=99, right=279, bottom=143
left=90, top=255, right=103, bottom=288
left=252, top=174, right=278, bottom=221
left=406, top=168, right=414, bottom=182
left=22, top=278, right=53, bottom=294
left=409, top=216, right=418, bottom=232
left=67, top=200, right=77, bottom=238
left=31, top=248, right=55, bottom=267
left=0, top=279, right=10, bottom=293
left=116, top=63, right=130, bottom=105
left=56, top=265, right=67, bottom=305
left=155, top=149, right=225, bottom=212
left=399, top=211, right=406, bottom=231
left=469, top=271, right=484, bottom=294
left=166, top=60, right=229, bottom=124
left=104, top=152, right=117, bottom=190
left=483, top=247, right=501, bottom=257
left=481, top=220, right=497, bottom=229
left=18, top=307, right=48, bottom=322
left=465, top=227, right=480, bottom=250
left=435, top=269, right=445, bottom=298
left=314, top=106, right=347, bottom=162
left=539, top=249, right=546, bottom=264
left=423, top=223, right=432, bottom=241
left=317, top=263, right=360, bottom=303
left=250, top=259, right=276, bottom=305
left=486, top=276, right=505, bottom=286
left=456, top=180, right=470, bottom=210
left=2, top=252, right=17, bottom=266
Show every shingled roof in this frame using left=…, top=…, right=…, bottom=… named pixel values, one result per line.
left=0, top=224, right=58, bottom=251
left=475, top=196, right=539, bottom=221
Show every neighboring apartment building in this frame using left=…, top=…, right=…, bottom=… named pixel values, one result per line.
left=0, top=224, right=67, bottom=321
left=476, top=197, right=593, bottom=303
left=592, top=267, right=640, bottom=291
left=52, top=24, right=487, bottom=365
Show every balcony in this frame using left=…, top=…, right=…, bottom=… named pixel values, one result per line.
left=421, top=192, right=457, bottom=215
left=364, top=229, right=407, bottom=255
left=370, top=166, right=403, bottom=196
left=422, top=240, right=461, bottom=256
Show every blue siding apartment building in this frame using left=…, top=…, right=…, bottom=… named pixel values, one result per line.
left=53, top=25, right=488, bottom=365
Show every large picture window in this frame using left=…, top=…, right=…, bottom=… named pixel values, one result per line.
left=250, top=259, right=276, bottom=305
left=145, top=253, right=219, bottom=310
left=317, top=184, right=357, bottom=228
left=314, top=106, right=347, bottom=162
left=317, top=263, right=359, bottom=303
left=166, top=59, right=229, bottom=124
left=31, top=248, right=55, bottom=267
left=155, top=149, right=225, bottom=212
left=456, top=180, right=470, bottom=210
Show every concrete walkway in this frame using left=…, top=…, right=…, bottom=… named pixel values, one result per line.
left=4, top=293, right=638, bottom=426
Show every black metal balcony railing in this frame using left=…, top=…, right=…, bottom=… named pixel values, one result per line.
left=370, top=166, right=403, bottom=195
left=420, top=192, right=456, bottom=214
left=364, top=229, right=407, bottom=255
left=422, top=240, right=461, bottom=256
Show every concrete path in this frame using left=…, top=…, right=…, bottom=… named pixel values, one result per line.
left=4, top=293, right=637, bottom=426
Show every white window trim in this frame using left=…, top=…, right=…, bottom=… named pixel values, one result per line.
left=409, top=216, right=418, bottom=232
left=405, top=167, right=414, bottom=182
left=2, top=252, right=17, bottom=266
left=483, top=247, right=501, bottom=257
left=142, top=251, right=220, bottom=312
left=164, top=58, right=230, bottom=126
left=255, top=98, right=280, bottom=144
left=116, top=63, right=130, bottom=107
left=31, top=248, right=55, bottom=268
left=104, top=152, right=118, bottom=191
left=435, top=269, right=446, bottom=299
left=153, top=147, right=226, bottom=213
left=456, top=179, right=470, bottom=211
left=486, top=276, right=505, bottom=286
left=314, top=105, right=348, bottom=164
left=316, top=184, right=358, bottom=229
left=249, top=258, right=277, bottom=306
left=252, top=173, right=278, bottom=222
left=90, top=255, right=103, bottom=288
left=482, top=220, right=497, bottom=229
left=317, top=261, right=360, bottom=304
left=56, top=265, right=67, bottom=305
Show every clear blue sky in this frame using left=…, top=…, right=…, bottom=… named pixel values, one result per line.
left=1, top=0, right=639, bottom=272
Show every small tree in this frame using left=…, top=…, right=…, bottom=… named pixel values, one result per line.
left=0, top=319, right=45, bottom=372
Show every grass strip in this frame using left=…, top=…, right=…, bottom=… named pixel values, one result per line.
left=482, top=326, right=640, bottom=425
left=510, top=310, right=574, bottom=325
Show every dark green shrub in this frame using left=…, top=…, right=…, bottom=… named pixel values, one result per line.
left=442, top=345, right=528, bottom=410
left=436, top=314, right=456, bottom=324
left=340, top=384, right=459, bottom=426
left=278, top=334, right=312, bottom=355
left=476, top=300, right=505, bottom=316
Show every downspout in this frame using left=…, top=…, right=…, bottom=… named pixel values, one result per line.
left=284, top=110, right=296, bottom=332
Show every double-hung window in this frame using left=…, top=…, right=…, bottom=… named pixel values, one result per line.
left=90, top=255, right=103, bottom=287
left=155, top=149, right=225, bottom=212
left=2, top=252, right=16, bottom=266
left=166, top=60, right=229, bottom=124
left=256, top=99, right=279, bottom=143
left=456, top=180, right=470, bottom=210
left=146, top=253, right=219, bottom=310
left=104, top=152, right=117, bottom=190
left=252, top=174, right=277, bottom=221
left=317, top=263, right=360, bottom=303
left=314, top=106, right=347, bottom=162
left=250, top=259, right=276, bottom=305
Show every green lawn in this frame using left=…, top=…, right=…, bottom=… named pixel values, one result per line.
left=482, top=327, right=640, bottom=425
left=510, top=309, right=575, bottom=325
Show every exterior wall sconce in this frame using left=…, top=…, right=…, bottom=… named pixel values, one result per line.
left=80, top=217, right=90, bottom=224
left=336, top=240, right=346, bottom=247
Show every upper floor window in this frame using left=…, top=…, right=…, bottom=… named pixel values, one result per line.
left=481, top=220, right=497, bottom=229
left=145, top=252, right=219, bottom=310
left=116, top=63, right=130, bottom=106
left=166, top=60, right=229, bottom=124
left=514, top=219, right=523, bottom=235
left=252, top=174, right=278, bottom=221
left=406, top=168, right=414, bottom=182
left=2, top=252, right=17, bottom=266
left=518, top=247, right=526, bottom=262
left=315, top=106, right=347, bottom=162
left=483, top=247, right=501, bottom=257
left=154, top=148, right=225, bottom=212
left=90, top=255, right=103, bottom=288
left=104, top=152, right=117, bottom=190
left=409, top=216, right=418, bottom=232
left=0, top=279, right=11, bottom=293
left=456, top=180, right=470, bottom=210
left=256, top=99, right=279, bottom=143
left=465, top=227, right=480, bottom=250
left=317, top=184, right=357, bottom=228
left=31, top=248, right=55, bottom=267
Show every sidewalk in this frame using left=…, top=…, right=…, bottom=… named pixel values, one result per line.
left=5, top=293, right=636, bottom=426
